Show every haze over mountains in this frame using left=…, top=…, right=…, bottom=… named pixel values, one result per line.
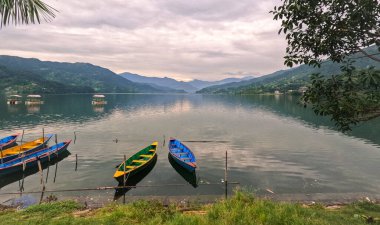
left=120, top=72, right=254, bottom=93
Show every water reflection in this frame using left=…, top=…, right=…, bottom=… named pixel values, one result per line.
left=0, top=94, right=379, bottom=197
left=168, top=154, right=198, bottom=188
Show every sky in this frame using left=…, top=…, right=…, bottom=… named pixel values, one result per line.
left=0, top=0, right=287, bottom=81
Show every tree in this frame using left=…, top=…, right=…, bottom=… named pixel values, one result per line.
left=272, top=0, right=380, bottom=131
left=0, top=0, right=56, bottom=27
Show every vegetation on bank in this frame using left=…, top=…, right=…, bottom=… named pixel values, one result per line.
left=0, top=191, right=379, bottom=225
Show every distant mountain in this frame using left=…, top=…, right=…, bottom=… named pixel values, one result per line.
left=198, top=46, right=380, bottom=94
left=120, top=72, right=197, bottom=93
left=120, top=72, right=255, bottom=93
left=0, top=56, right=174, bottom=94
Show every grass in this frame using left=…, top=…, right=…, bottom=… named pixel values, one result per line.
left=0, top=191, right=379, bottom=225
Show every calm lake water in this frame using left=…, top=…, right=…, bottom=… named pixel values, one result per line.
left=0, top=94, right=379, bottom=203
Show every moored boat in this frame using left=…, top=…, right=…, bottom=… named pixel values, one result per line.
left=7, top=95, right=22, bottom=105
left=0, top=134, right=20, bottom=150
left=92, top=94, right=107, bottom=105
left=168, top=138, right=197, bottom=172
left=168, top=153, right=198, bottom=188
left=113, top=142, right=158, bottom=183
left=0, top=134, right=53, bottom=163
left=0, top=141, right=71, bottom=175
left=25, top=95, right=43, bottom=105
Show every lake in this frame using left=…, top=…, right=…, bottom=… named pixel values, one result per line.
left=0, top=94, right=379, bottom=204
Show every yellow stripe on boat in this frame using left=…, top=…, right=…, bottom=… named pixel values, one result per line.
left=0, top=137, right=47, bottom=158
left=113, top=141, right=157, bottom=179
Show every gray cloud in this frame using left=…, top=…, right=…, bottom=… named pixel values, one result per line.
left=0, top=0, right=287, bottom=81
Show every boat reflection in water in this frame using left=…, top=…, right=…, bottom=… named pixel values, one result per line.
left=0, top=150, right=71, bottom=189
left=168, top=154, right=198, bottom=188
left=114, top=155, right=157, bottom=200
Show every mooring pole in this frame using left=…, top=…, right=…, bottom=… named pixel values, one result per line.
left=42, top=127, right=45, bottom=148
left=75, top=154, right=78, bottom=171
left=45, top=154, right=51, bottom=183
left=74, top=131, right=77, bottom=144
left=224, top=151, right=228, bottom=199
left=38, top=159, right=46, bottom=204
left=53, top=134, right=59, bottom=183
left=123, top=154, right=126, bottom=204
left=163, top=135, right=166, bottom=147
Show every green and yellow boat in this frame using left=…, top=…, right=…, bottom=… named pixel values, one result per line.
left=113, top=142, right=157, bottom=183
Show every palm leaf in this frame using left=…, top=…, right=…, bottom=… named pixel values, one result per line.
left=0, top=0, right=57, bottom=27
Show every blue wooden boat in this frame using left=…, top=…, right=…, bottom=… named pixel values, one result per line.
left=0, top=134, right=53, bottom=163
left=0, top=140, right=71, bottom=175
left=168, top=138, right=197, bottom=172
left=0, top=134, right=20, bottom=150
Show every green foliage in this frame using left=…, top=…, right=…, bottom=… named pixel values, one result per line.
left=271, top=0, right=380, bottom=67
left=270, top=0, right=380, bottom=131
left=0, top=56, right=166, bottom=94
left=302, top=64, right=380, bottom=131
left=0, top=192, right=379, bottom=225
left=0, top=0, right=56, bottom=27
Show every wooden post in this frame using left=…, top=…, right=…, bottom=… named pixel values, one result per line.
left=20, top=160, right=26, bottom=193
left=123, top=154, right=126, bottom=204
left=53, top=134, right=59, bottom=183
left=224, top=151, right=228, bottom=199
left=74, top=131, right=77, bottom=144
left=42, top=128, right=45, bottom=148
left=163, top=135, right=166, bottom=147
left=45, top=154, right=51, bottom=183
left=18, top=130, right=24, bottom=155
left=75, top=154, right=78, bottom=171
left=38, top=159, right=46, bottom=204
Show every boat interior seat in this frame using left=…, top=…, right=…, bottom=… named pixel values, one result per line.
left=149, top=150, right=155, bottom=152
left=140, top=154, right=153, bottom=158
left=125, top=166, right=135, bottom=169
left=132, top=160, right=146, bottom=163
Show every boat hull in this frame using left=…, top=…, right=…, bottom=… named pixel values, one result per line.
left=0, top=134, right=19, bottom=150
left=0, top=135, right=53, bottom=163
left=114, top=142, right=158, bottom=182
left=0, top=141, right=71, bottom=176
left=168, top=138, right=197, bottom=172
left=170, top=152, right=196, bottom=172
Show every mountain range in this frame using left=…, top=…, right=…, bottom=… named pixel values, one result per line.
left=0, top=56, right=179, bottom=95
left=197, top=45, right=380, bottom=94
left=119, top=72, right=254, bottom=93
left=0, top=45, right=378, bottom=96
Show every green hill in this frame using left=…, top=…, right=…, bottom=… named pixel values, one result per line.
left=0, top=56, right=166, bottom=94
left=198, top=46, right=380, bottom=94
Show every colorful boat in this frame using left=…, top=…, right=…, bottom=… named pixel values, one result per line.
left=0, top=134, right=20, bottom=150
left=168, top=138, right=197, bottom=172
left=0, top=134, right=53, bottom=163
left=114, top=155, right=157, bottom=199
left=0, top=141, right=71, bottom=175
left=113, top=142, right=158, bottom=183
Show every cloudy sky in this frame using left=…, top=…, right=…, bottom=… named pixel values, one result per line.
left=0, top=0, right=287, bottom=81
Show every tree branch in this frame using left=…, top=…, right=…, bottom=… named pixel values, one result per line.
left=358, top=48, right=380, bottom=62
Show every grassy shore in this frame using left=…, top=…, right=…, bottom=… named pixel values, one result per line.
left=0, top=191, right=379, bottom=225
